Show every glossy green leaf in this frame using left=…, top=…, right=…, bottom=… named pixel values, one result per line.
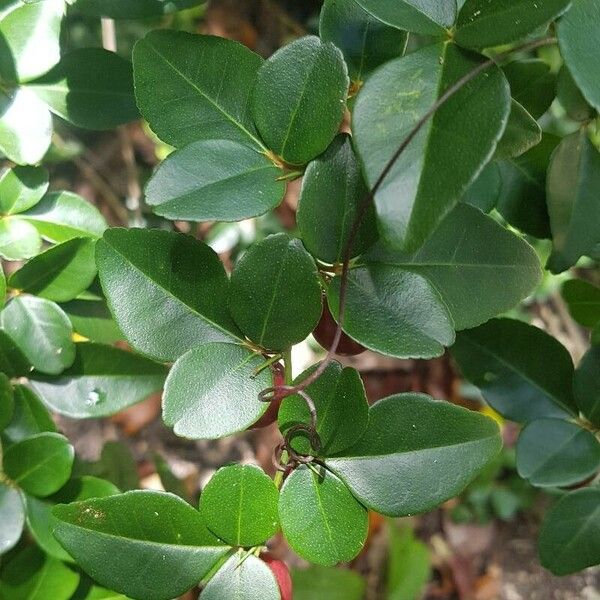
left=319, top=0, right=407, bottom=83
left=495, top=100, right=541, bottom=160
left=574, top=346, right=600, bottom=426
left=251, top=36, right=349, bottom=165
left=53, top=490, right=228, bottom=600
left=3, top=432, right=74, bottom=497
left=0, top=483, right=24, bottom=554
left=201, top=551, right=280, bottom=600
left=355, top=0, right=456, bottom=35
left=0, top=331, right=29, bottom=379
left=557, top=66, right=595, bottom=122
left=200, top=464, right=279, bottom=547
left=145, top=139, right=285, bottom=222
left=0, top=87, right=52, bottom=165
left=133, top=30, right=264, bottom=148
left=455, top=0, right=570, bottom=49
left=0, top=166, right=48, bottom=215
left=229, top=233, right=322, bottom=351
left=61, top=298, right=123, bottom=344
left=451, top=318, right=577, bottom=422
left=20, top=191, right=107, bottom=243
left=558, top=0, right=600, bottom=111
left=503, top=59, right=556, bottom=119
left=28, top=49, right=139, bottom=130
left=328, top=266, right=454, bottom=359
left=460, top=162, right=501, bottom=213
left=0, top=546, right=79, bottom=600
left=9, top=238, right=97, bottom=302
left=72, top=0, right=201, bottom=18
left=326, top=393, right=501, bottom=516
left=516, top=418, right=600, bottom=487
left=292, top=565, right=366, bottom=600
left=1, top=295, right=75, bottom=375
left=538, top=488, right=600, bottom=575
left=546, top=130, right=600, bottom=273
left=163, top=342, right=271, bottom=439
left=96, top=228, right=241, bottom=362
left=353, top=42, right=510, bottom=251
left=0, top=217, right=42, bottom=260
left=3, top=384, right=55, bottom=443
left=297, top=133, right=378, bottom=264
left=31, top=342, right=167, bottom=418
left=279, top=361, right=369, bottom=456
left=0, top=372, right=13, bottom=430
left=365, top=203, right=541, bottom=330
left=279, top=465, right=368, bottom=566
left=561, top=279, right=600, bottom=328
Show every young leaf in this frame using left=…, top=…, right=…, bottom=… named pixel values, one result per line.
left=455, top=0, right=570, bottom=49
left=0, top=372, right=13, bottom=430
left=292, top=565, right=366, bottom=600
left=200, top=464, right=279, bottom=547
left=297, top=133, right=378, bottom=264
left=326, top=393, right=501, bottom=516
left=1, top=295, right=75, bottom=375
left=0, top=216, right=42, bottom=260
left=96, top=228, right=241, bottom=362
left=53, top=490, right=229, bottom=600
left=27, top=49, right=139, bottom=130
left=327, top=266, right=455, bottom=359
left=145, top=139, right=285, bottom=222
left=574, top=346, right=600, bottom=426
left=61, top=297, right=123, bottom=344
left=562, top=279, right=600, bottom=328
left=162, top=342, right=271, bottom=439
left=278, top=361, right=369, bottom=456
left=460, top=162, right=501, bottom=213
left=72, top=0, right=202, bottom=19
left=353, top=42, right=510, bottom=251
left=0, top=483, right=24, bottom=555
left=133, top=30, right=264, bottom=148
left=0, top=165, right=49, bottom=215
left=3, top=384, right=56, bottom=443
left=558, top=0, right=600, bottom=110
left=494, top=100, right=541, bottom=160
left=319, top=0, right=407, bottom=84
left=251, top=36, right=349, bottom=166
left=3, top=432, right=74, bottom=497
left=503, top=59, right=556, bottom=119
left=451, top=318, right=578, bottom=422
left=546, top=130, right=600, bottom=273
left=229, top=233, right=322, bottom=351
left=556, top=66, right=595, bottom=122
left=31, top=343, right=167, bottom=418
left=365, top=203, right=542, bottom=330
left=538, top=488, right=600, bottom=575
left=279, top=465, right=368, bottom=566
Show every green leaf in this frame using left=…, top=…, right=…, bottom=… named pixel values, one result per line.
left=503, top=59, right=556, bottom=119
left=30, top=342, right=167, bottom=418
left=1, top=295, right=75, bottom=375
left=0, top=166, right=48, bottom=215
left=546, top=130, right=600, bottom=273
left=353, top=42, right=510, bottom=251
left=0, top=372, right=13, bottom=430
left=326, top=393, right=501, bottom=517
left=297, top=133, right=378, bottom=264
left=0, top=331, right=29, bottom=378
left=20, top=191, right=107, bottom=243
left=516, top=418, right=600, bottom=487
left=3, top=384, right=56, bottom=443
left=28, top=49, right=139, bottom=130
left=0, top=217, right=42, bottom=260
left=451, top=318, right=577, bottom=422
left=365, top=203, right=541, bottom=331
left=0, top=263, right=4, bottom=307
left=85, top=441, right=139, bottom=492
left=0, top=483, right=24, bottom=554
left=145, top=139, right=285, bottom=222
left=327, top=266, right=454, bottom=359
left=201, top=551, right=280, bottom=600
left=75, top=586, right=131, bottom=600
left=539, top=488, right=600, bottom=575
left=319, top=0, right=407, bottom=84
left=251, top=36, right=349, bottom=166
left=496, top=133, right=559, bottom=239
left=9, top=238, right=97, bottom=302
left=460, top=162, right=501, bottom=213
left=61, top=298, right=123, bottom=344
left=133, top=30, right=264, bottom=148
left=279, top=465, right=368, bottom=566
left=354, top=0, right=456, bottom=35
left=3, top=432, right=74, bottom=497
left=53, top=490, right=228, bottom=600
left=574, top=346, right=600, bottom=426
left=229, top=233, right=322, bottom=351
left=279, top=361, right=369, bottom=456
left=292, top=566, right=366, bottom=600
left=561, top=279, right=600, bottom=328
left=0, top=87, right=52, bottom=164
left=200, top=464, right=279, bottom=547
left=162, top=342, right=271, bottom=439
left=0, top=0, right=64, bottom=82
left=556, top=66, right=595, bottom=122
left=96, top=228, right=241, bottom=362
left=558, top=0, right=600, bottom=111
left=455, top=0, right=570, bottom=49
left=72, top=0, right=202, bottom=19
left=495, top=100, right=541, bottom=160
left=0, top=546, right=80, bottom=600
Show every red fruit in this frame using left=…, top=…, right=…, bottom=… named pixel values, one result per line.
left=249, top=363, right=285, bottom=429
left=261, top=553, right=293, bottom=600
left=313, top=303, right=366, bottom=356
